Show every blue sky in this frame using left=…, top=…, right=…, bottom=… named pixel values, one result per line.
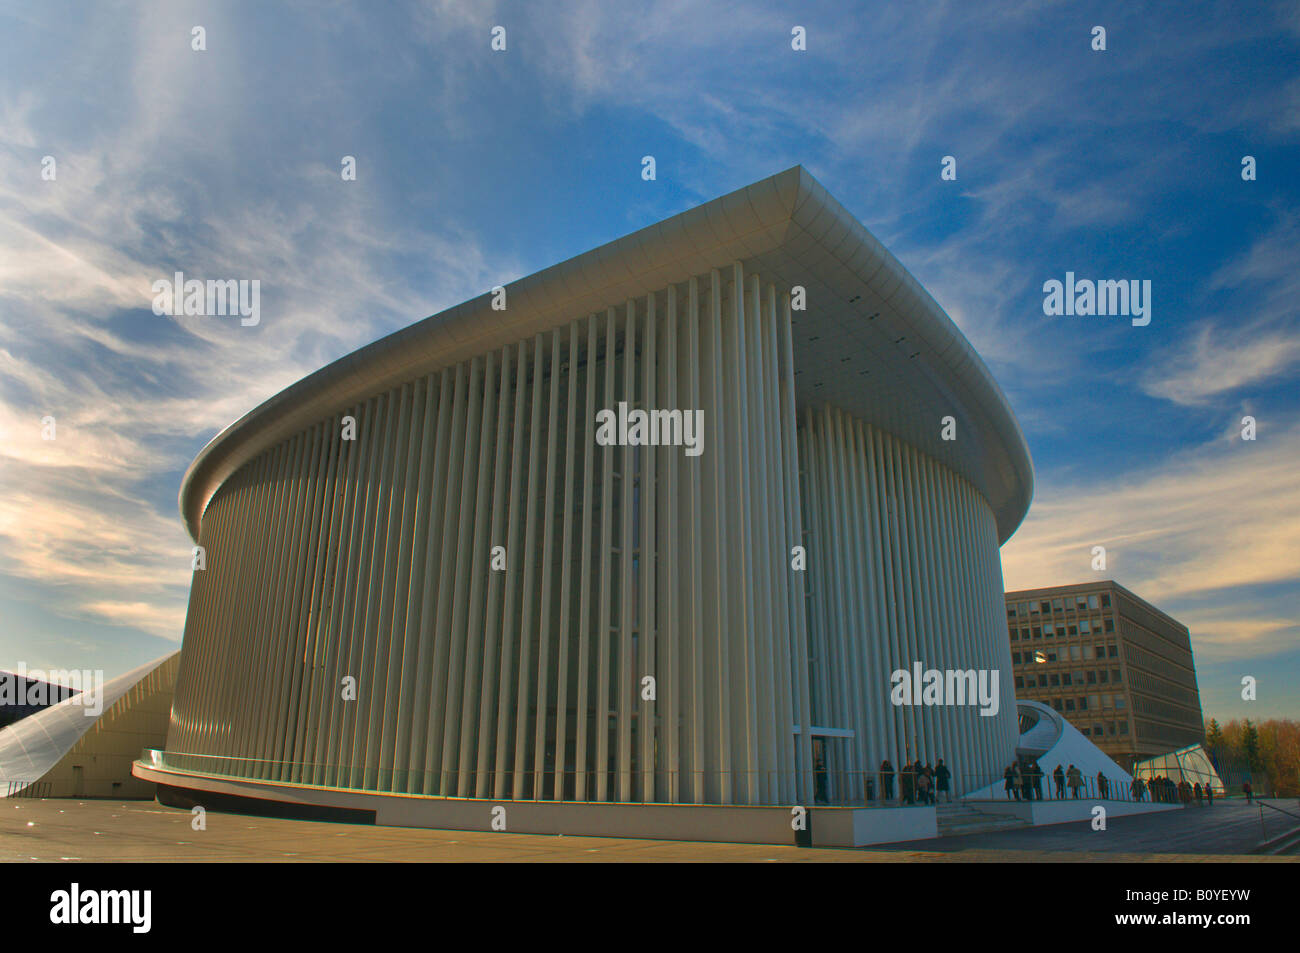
left=1, top=0, right=1297, bottom=723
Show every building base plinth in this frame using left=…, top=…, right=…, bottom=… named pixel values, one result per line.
left=133, top=760, right=937, bottom=848
left=967, top=797, right=1182, bottom=826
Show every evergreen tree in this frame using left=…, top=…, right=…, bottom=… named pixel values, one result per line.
left=1205, top=718, right=1224, bottom=750
left=1242, top=719, right=1262, bottom=772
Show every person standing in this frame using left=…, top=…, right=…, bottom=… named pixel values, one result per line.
left=1005, top=764, right=1018, bottom=801
left=1205, top=781, right=1214, bottom=805
left=1053, top=764, right=1066, bottom=799
left=935, top=759, right=951, bottom=803
left=880, top=759, right=895, bottom=802
left=901, top=760, right=916, bottom=805
left=1067, top=764, right=1083, bottom=799
left=1243, top=780, right=1254, bottom=804
left=1032, top=760, right=1044, bottom=801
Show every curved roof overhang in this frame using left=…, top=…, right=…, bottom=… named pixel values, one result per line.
left=179, top=166, right=1033, bottom=544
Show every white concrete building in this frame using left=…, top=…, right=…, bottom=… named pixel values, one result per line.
left=136, top=167, right=1035, bottom=843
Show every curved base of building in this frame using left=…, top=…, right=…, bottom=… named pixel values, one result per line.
left=131, top=757, right=939, bottom=848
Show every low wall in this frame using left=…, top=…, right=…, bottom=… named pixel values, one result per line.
left=134, top=760, right=933, bottom=848
left=970, top=796, right=1180, bottom=826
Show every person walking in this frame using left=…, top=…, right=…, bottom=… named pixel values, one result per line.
left=935, top=759, right=951, bottom=804
left=1194, top=781, right=1203, bottom=805
left=1005, top=764, right=1018, bottom=801
left=1067, top=764, right=1083, bottom=799
left=1243, top=780, right=1254, bottom=804
left=1053, top=764, right=1066, bottom=799
left=880, top=759, right=895, bottom=801
left=1097, top=771, right=1109, bottom=799
left=1205, top=781, right=1214, bottom=805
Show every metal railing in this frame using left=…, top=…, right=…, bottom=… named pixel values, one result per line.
left=3, top=780, right=50, bottom=799
left=987, top=772, right=1222, bottom=805
left=1255, top=798, right=1300, bottom=843
left=134, top=750, right=1197, bottom=809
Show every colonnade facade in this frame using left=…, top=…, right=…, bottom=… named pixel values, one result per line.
left=168, top=262, right=1016, bottom=806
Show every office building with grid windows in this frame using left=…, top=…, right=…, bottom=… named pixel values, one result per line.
left=1004, top=581, right=1204, bottom=771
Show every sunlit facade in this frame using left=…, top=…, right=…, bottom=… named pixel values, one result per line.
left=143, top=168, right=1034, bottom=823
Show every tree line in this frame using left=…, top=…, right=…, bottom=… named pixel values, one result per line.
left=1204, top=717, right=1300, bottom=797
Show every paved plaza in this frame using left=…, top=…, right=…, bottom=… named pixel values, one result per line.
left=889, top=798, right=1300, bottom=856
left=2, top=797, right=1295, bottom=862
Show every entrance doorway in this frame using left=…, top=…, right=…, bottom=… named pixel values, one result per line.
left=812, top=739, right=829, bottom=805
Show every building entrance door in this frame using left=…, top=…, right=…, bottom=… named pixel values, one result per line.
left=812, top=739, right=829, bottom=805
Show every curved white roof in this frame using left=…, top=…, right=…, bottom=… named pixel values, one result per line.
left=0, top=653, right=178, bottom=792
left=180, top=166, right=1033, bottom=543
left=965, top=700, right=1131, bottom=799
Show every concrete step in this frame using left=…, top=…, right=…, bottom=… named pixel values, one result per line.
left=939, top=815, right=1027, bottom=832
left=1255, top=824, right=1300, bottom=856
left=936, top=803, right=1031, bottom=837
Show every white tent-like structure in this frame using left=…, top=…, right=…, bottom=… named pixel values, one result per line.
left=964, top=700, right=1132, bottom=801
left=0, top=652, right=179, bottom=799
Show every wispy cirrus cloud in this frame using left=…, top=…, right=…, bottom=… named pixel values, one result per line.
left=1141, top=324, right=1300, bottom=406
left=0, top=3, right=509, bottom=659
left=1142, top=214, right=1300, bottom=405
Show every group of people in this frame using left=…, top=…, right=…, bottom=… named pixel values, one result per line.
left=999, top=764, right=1227, bottom=805
left=858, top=756, right=1235, bottom=809
left=877, top=758, right=951, bottom=805
left=1002, top=760, right=1044, bottom=800
left=1003, top=761, right=1112, bottom=800
left=1131, top=774, right=1220, bottom=806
